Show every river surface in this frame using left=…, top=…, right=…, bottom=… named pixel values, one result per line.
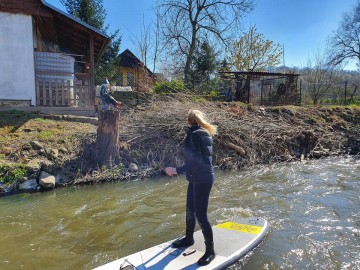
left=0, top=156, right=359, bottom=270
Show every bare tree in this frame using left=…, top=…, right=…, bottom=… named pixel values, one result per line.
left=152, top=7, right=161, bottom=73
left=229, top=25, right=283, bottom=71
left=328, top=1, right=360, bottom=67
left=227, top=25, right=282, bottom=102
left=344, top=71, right=360, bottom=103
left=303, top=50, right=341, bottom=105
left=156, top=0, right=254, bottom=86
left=130, top=12, right=161, bottom=74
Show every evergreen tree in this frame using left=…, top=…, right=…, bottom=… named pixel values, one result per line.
left=191, top=41, right=219, bottom=93
left=60, top=0, right=121, bottom=84
left=61, top=0, right=106, bottom=29
left=219, top=58, right=231, bottom=72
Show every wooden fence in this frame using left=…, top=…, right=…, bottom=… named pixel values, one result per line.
left=35, top=79, right=92, bottom=107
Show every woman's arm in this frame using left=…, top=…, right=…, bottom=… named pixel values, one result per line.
left=164, top=132, right=203, bottom=176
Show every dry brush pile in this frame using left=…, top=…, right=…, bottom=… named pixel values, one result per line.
left=0, top=97, right=358, bottom=193
left=116, top=94, right=360, bottom=175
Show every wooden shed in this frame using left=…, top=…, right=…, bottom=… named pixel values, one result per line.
left=0, top=0, right=110, bottom=110
left=115, top=49, right=155, bottom=92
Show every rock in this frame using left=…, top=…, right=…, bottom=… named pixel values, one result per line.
left=59, top=147, right=68, bottom=154
left=55, top=173, right=70, bottom=184
left=2, top=147, right=12, bottom=156
left=91, top=170, right=100, bottom=176
left=39, top=171, right=56, bottom=188
left=130, top=98, right=138, bottom=106
left=40, top=160, right=54, bottom=172
left=311, top=151, right=323, bottom=158
left=258, top=107, right=266, bottom=116
left=129, top=163, right=139, bottom=172
left=283, top=108, right=296, bottom=116
left=45, top=148, right=59, bottom=160
left=21, top=144, right=32, bottom=151
left=0, top=181, right=14, bottom=195
left=25, top=158, right=44, bottom=173
left=18, top=179, right=38, bottom=190
left=30, top=141, right=43, bottom=150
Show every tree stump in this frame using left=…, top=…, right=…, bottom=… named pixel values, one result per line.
left=95, top=110, right=120, bottom=167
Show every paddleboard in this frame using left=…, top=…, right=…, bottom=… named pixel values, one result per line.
left=94, top=217, right=268, bottom=270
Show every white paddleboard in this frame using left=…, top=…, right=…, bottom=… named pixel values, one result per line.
left=94, top=217, right=268, bottom=270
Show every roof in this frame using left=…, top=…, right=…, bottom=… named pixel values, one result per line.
left=41, top=0, right=107, bottom=38
left=0, top=0, right=110, bottom=62
left=41, top=0, right=110, bottom=62
left=219, top=71, right=300, bottom=79
left=219, top=71, right=300, bottom=78
left=118, top=49, right=154, bottom=76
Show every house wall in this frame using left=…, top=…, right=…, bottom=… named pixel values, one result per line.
left=119, top=66, right=154, bottom=91
left=119, top=67, right=136, bottom=86
left=0, top=11, right=35, bottom=105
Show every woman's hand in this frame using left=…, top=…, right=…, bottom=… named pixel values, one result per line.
left=164, top=167, right=177, bottom=176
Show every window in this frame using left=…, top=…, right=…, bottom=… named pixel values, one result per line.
left=117, top=72, right=123, bottom=86
left=127, top=72, right=134, bottom=86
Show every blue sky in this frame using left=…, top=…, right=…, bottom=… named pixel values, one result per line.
left=45, top=0, right=358, bottom=70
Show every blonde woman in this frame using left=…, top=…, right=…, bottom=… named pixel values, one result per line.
left=165, top=109, right=217, bottom=266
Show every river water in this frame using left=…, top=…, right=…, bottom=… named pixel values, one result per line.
left=0, top=156, right=359, bottom=270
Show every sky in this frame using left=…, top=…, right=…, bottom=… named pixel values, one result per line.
left=45, top=0, right=358, bottom=71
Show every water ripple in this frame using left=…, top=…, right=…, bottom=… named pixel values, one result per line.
left=0, top=157, right=359, bottom=269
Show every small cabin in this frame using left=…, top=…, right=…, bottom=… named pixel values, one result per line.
left=0, top=0, right=109, bottom=111
left=114, top=49, right=155, bottom=92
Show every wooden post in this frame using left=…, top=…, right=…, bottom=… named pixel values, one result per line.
left=36, top=80, right=40, bottom=106
left=95, top=110, right=120, bottom=167
left=344, top=80, right=347, bottom=105
left=89, top=34, right=95, bottom=106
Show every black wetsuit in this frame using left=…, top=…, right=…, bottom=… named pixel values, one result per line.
left=176, top=125, right=215, bottom=244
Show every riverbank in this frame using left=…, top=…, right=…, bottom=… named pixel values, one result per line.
left=0, top=94, right=359, bottom=195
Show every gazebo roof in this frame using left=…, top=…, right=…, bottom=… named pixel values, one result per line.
left=219, top=70, right=300, bottom=80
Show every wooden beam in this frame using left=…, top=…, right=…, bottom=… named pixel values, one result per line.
left=89, top=34, right=95, bottom=105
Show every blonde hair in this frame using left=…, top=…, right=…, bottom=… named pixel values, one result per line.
left=188, top=110, right=217, bottom=135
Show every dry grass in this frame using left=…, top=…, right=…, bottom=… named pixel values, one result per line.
left=0, top=111, right=96, bottom=164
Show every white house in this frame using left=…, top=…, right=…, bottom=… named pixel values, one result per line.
left=0, top=0, right=109, bottom=109
left=0, top=12, right=36, bottom=105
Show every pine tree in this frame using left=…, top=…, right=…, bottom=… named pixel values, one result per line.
left=60, top=0, right=121, bottom=84
left=191, top=41, right=219, bottom=93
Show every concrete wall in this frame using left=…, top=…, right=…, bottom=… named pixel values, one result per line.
left=0, top=11, right=35, bottom=105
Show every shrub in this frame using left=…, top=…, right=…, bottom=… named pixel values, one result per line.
left=209, top=90, right=218, bottom=97
left=0, top=164, right=27, bottom=184
left=153, top=80, right=185, bottom=94
left=34, top=117, right=46, bottom=122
